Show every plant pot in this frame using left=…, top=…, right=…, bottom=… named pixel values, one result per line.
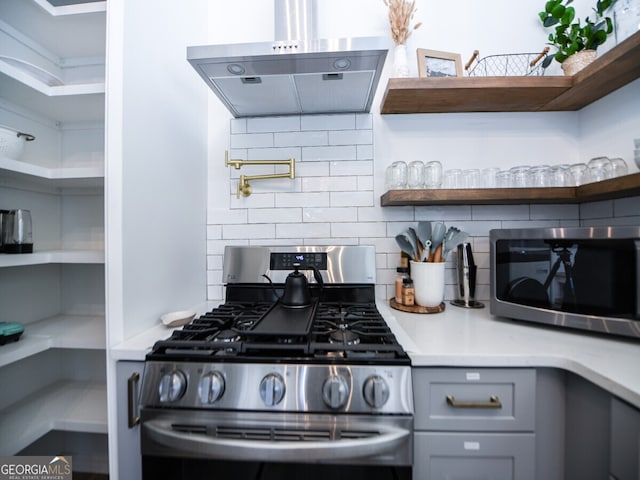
left=561, top=50, right=597, bottom=76
left=410, top=260, right=445, bottom=307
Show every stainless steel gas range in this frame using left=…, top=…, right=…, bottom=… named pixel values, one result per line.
left=139, top=245, right=413, bottom=480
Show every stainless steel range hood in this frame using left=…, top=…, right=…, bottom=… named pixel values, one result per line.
left=187, top=0, right=388, bottom=118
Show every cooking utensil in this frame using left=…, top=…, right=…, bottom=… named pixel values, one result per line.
left=442, top=227, right=458, bottom=256
left=417, top=221, right=432, bottom=260
left=442, top=228, right=469, bottom=261
left=429, top=222, right=446, bottom=262
left=407, top=227, right=421, bottom=260
left=396, top=232, right=418, bottom=260
left=395, top=234, right=415, bottom=260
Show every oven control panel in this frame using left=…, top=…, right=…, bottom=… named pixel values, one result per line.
left=141, top=362, right=413, bottom=415
left=270, top=252, right=327, bottom=270
left=222, top=245, right=376, bottom=284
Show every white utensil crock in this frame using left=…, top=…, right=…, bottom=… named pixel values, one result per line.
left=410, top=260, right=445, bottom=307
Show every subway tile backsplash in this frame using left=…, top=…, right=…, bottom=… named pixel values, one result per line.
left=207, top=113, right=640, bottom=302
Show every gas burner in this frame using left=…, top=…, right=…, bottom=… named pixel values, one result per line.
left=234, top=318, right=257, bottom=330
left=213, top=329, right=242, bottom=343
left=329, top=329, right=360, bottom=346
left=318, top=305, right=369, bottom=320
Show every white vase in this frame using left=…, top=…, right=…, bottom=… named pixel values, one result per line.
left=410, top=260, right=445, bottom=307
left=393, top=44, right=410, bottom=78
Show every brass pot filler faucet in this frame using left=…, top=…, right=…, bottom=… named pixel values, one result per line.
left=225, top=151, right=296, bottom=198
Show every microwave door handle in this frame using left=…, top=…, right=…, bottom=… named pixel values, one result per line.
left=143, top=419, right=410, bottom=462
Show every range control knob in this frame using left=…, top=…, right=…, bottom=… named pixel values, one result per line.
left=363, top=375, right=390, bottom=409
left=322, top=375, right=350, bottom=409
left=260, top=373, right=285, bottom=406
left=198, top=371, right=225, bottom=404
left=158, top=370, right=187, bottom=403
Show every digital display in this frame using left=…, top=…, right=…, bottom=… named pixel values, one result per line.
left=270, top=252, right=327, bottom=270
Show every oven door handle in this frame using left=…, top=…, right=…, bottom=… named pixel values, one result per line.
left=143, top=419, right=411, bottom=462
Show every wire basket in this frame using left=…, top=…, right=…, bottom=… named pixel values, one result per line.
left=465, top=48, right=550, bottom=77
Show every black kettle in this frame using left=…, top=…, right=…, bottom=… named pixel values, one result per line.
left=280, top=264, right=324, bottom=308
left=281, top=266, right=311, bottom=308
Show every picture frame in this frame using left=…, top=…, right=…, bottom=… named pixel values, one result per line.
left=417, top=49, right=463, bottom=78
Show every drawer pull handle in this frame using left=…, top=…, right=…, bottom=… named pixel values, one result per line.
left=446, top=395, right=502, bottom=409
left=128, top=372, right=141, bottom=428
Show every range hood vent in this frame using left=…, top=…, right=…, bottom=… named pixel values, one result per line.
left=187, top=0, right=388, bottom=118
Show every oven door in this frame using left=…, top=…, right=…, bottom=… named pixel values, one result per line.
left=141, top=408, right=412, bottom=480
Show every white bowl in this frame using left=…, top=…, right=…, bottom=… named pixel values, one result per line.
left=160, top=310, right=196, bottom=328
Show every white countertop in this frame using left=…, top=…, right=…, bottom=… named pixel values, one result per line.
left=377, top=300, right=640, bottom=408
left=110, top=301, right=219, bottom=361
left=110, top=298, right=640, bottom=408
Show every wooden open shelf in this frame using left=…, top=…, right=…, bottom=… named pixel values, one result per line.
left=380, top=31, right=640, bottom=114
left=381, top=172, right=640, bottom=206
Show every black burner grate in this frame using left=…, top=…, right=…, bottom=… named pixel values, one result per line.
left=149, top=300, right=409, bottom=364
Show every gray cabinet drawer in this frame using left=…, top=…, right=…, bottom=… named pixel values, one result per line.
left=414, top=432, right=535, bottom=480
left=610, top=397, right=640, bottom=480
left=414, top=368, right=536, bottom=431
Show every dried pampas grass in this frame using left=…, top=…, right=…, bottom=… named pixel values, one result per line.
left=384, top=0, right=422, bottom=45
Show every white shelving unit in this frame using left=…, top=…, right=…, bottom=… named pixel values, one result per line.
left=0, top=380, right=107, bottom=455
left=4, top=0, right=208, bottom=477
left=0, top=156, right=104, bottom=185
left=0, top=0, right=107, bottom=472
left=0, top=315, right=105, bottom=369
left=0, top=250, right=104, bottom=267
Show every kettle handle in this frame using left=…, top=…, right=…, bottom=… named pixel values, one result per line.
left=311, top=266, right=324, bottom=288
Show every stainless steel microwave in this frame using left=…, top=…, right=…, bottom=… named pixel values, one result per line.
left=490, top=226, right=640, bottom=339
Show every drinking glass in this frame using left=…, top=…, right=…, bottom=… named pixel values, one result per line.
left=510, top=165, right=530, bottom=188
left=529, top=165, right=551, bottom=188
left=384, top=165, right=394, bottom=190
left=569, top=163, right=588, bottom=186
left=390, top=161, right=408, bottom=188
left=481, top=167, right=500, bottom=188
left=462, top=169, right=481, bottom=188
left=496, top=170, right=512, bottom=188
left=443, top=169, right=462, bottom=189
left=588, top=156, right=612, bottom=182
left=407, top=161, right=425, bottom=189
left=425, top=161, right=443, bottom=188
left=550, top=165, right=570, bottom=187
left=610, top=157, right=628, bottom=177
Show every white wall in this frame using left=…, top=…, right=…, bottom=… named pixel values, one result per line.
left=205, top=0, right=640, bottom=303
left=106, top=0, right=209, bottom=341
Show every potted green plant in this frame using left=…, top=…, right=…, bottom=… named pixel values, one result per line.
left=539, top=0, right=617, bottom=75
